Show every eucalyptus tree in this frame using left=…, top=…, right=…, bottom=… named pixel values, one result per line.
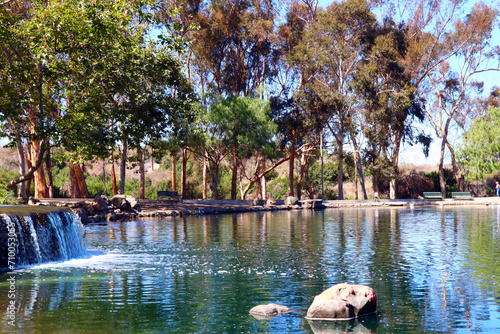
left=271, top=0, right=317, bottom=198
left=355, top=19, right=430, bottom=199
left=186, top=0, right=278, bottom=199
left=376, top=0, right=500, bottom=196
left=292, top=0, right=376, bottom=200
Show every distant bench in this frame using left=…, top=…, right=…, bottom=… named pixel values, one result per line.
left=157, top=190, right=180, bottom=200
left=423, top=192, right=443, bottom=200
left=451, top=192, right=473, bottom=200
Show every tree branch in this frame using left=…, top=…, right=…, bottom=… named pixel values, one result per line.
left=6, top=140, right=47, bottom=191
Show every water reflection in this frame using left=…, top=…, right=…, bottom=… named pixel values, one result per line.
left=1, top=207, right=500, bottom=333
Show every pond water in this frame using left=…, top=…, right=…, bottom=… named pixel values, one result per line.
left=2, top=206, right=500, bottom=333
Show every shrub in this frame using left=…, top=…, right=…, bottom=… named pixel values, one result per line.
left=0, top=168, right=21, bottom=204
left=396, top=172, right=434, bottom=199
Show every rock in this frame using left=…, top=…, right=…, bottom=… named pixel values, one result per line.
left=93, top=195, right=109, bottom=211
left=306, top=283, right=376, bottom=320
left=284, top=196, right=299, bottom=205
left=111, top=195, right=131, bottom=210
left=72, top=208, right=90, bottom=224
left=253, top=199, right=266, bottom=206
left=125, top=195, right=140, bottom=209
left=266, top=198, right=276, bottom=206
left=28, top=197, right=41, bottom=206
left=249, top=304, right=292, bottom=319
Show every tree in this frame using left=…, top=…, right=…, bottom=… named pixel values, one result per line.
left=292, top=0, right=376, bottom=200
left=190, top=95, right=275, bottom=199
left=457, top=106, right=500, bottom=182
left=187, top=0, right=277, bottom=199
left=1, top=0, right=189, bottom=198
left=356, top=19, right=430, bottom=199
left=402, top=1, right=499, bottom=196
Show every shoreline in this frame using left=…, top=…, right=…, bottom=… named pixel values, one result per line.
left=26, top=196, right=500, bottom=224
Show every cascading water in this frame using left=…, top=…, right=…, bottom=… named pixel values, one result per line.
left=0, top=207, right=88, bottom=270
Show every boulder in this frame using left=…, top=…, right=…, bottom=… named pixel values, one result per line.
left=111, top=195, right=131, bottom=210
left=28, top=197, right=41, bottom=206
left=125, top=195, right=140, bottom=209
left=284, top=196, right=299, bottom=205
left=93, top=195, right=109, bottom=211
left=266, top=198, right=276, bottom=206
left=306, top=283, right=376, bottom=320
left=72, top=208, right=90, bottom=224
left=253, top=199, right=266, bottom=206
left=249, top=304, right=292, bottom=319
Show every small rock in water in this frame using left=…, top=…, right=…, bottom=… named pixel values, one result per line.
left=249, top=303, right=292, bottom=319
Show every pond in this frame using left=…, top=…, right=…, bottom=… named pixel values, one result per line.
left=1, top=206, right=500, bottom=333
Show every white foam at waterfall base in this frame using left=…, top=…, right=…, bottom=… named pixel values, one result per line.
left=30, top=250, right=156, bottom=272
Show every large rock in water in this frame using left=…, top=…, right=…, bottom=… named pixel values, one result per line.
left=306, top=283, right=376, bottom=320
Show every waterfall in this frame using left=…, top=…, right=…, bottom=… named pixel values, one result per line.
left=0, top=208, right=88, bottom=270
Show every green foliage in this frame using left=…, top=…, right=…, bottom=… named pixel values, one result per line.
left=0, top=168, right=20, bottom=204
left=425, top=169, right=458, bottom=196
left=267, top=177, right=289, bottom=200
left=458, top=107, right=500, bottom=181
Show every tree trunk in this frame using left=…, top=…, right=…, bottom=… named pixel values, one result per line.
left=349, top=132, right=367, bottom=199
left=45, top=148, right=54, bottom=198
left=444, top=140, right=463, bottom=191
left=119, top=138, right=127, bottom=195
left=288, top=135, right=296, bottom=196
left=261, top=175, right=266, bottom=200
left=373, top=174, right=378, bottom=193
left=337, top=140, right=344, bottom=200
left=78, top=163, right=90, bottom=198
left=25, top=148, right=32, bottom=197
left=102, top=159, right=108, bottom=197
left=69, top=162, right=81, bottom=198
left=110, top=157, right=118, bottom=196
left=172, top=154, right=177, bottom=191
left=209, top=162, right=219, bottom=200
left=138, top=148, right=145, bottom=199
left=297, top=153, right=306, bottom=200
left=181, top=148, right=187, bottom=199
left=389, top=178, right=397, bottom=200
left=15, top=135, right=26, bottom=199
left=203, top=154, right=208, bottom=199
left=439, top=138, right=447, bottom=197
left=31, top=140, right=48, bottom=198
left=231, top=150, right=238, bottom=200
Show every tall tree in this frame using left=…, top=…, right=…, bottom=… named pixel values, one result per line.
left=292, top=0, right=376, bottom=200
left=398, top=0, right=499, bottom=196
left=356, top=19, right=430, bottom=199
left=188, top=0, right=277, bottom=199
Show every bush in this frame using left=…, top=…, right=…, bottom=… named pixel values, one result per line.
left=267, top=176, right=289, bottom=200
left=0, top=168, right=21, bottom=204
left=425, top=169, right=457, bottom=196
left=396, top=172, right=434, bottom=199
